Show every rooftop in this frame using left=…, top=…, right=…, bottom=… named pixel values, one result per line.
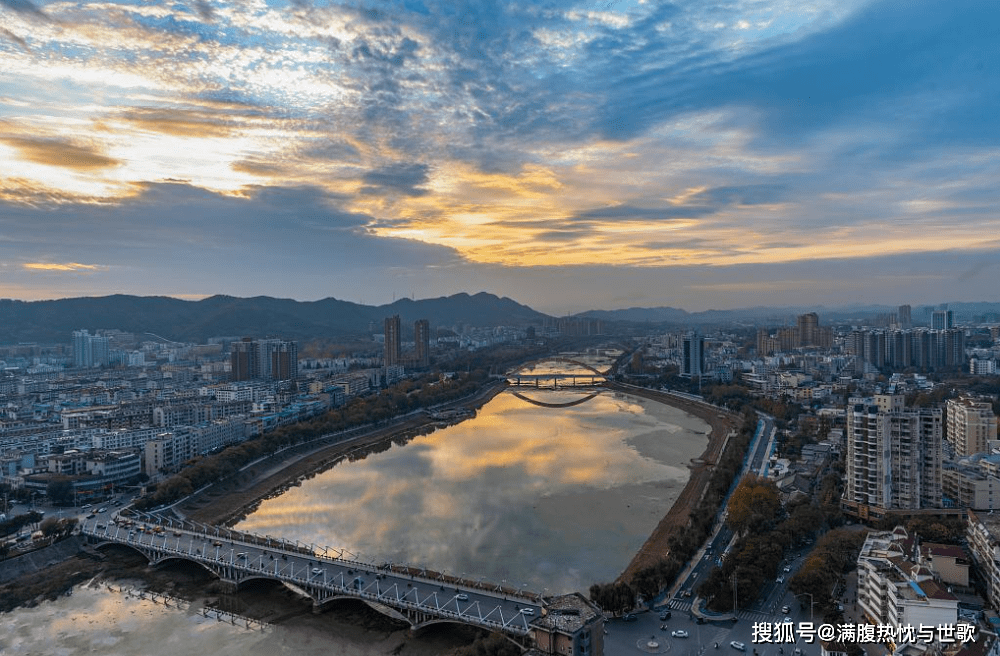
left=531, top=593, right=603, bottom=636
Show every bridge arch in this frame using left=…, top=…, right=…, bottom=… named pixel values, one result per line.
left=149, top=554, right=223, bottom=579
left=510, top=391, right=601, bottom=408
left=509, top=357, right=606, bottom=376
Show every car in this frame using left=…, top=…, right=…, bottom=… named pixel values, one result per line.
left=456, top=593, right=469, bottom=601
left=659, top=610, right=672, bottom=620
left=213, top=541, right=222, bottom=547
left=672, top=630, right=689, bottom=638
left=777, top=576, right=784, bottom=583
left=520, top=608, right=535, bottom=616
left=236, top=552, right=247, bottom=559
left=311, top=568, right=323, bottom=575
left=82, top=504, right=92, bottom=509
left=87, top=513, right=96, bottom=519
left=173, top=531, right=182, bottom=537
left=783, top=566, right=791, bottom=572
left=622, top=613, right=637, bottom=622
left=696, top=617, right=706, bottom=624
left=97, top=507, right=107, bottom=513
left=731, top=641, right=747, bottom=651
left=781, top=605, right=790, bottom=614
left=784, top=617, right=793, bottom=624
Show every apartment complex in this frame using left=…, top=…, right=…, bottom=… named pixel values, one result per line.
left=230, top=338, right=298, bottom=382
left=843, top=396, right=943, bottom=518
left=947, top=396, right=998, bottom=458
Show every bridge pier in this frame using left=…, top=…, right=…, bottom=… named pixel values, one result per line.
left=218, top=579, right=238, bottom=594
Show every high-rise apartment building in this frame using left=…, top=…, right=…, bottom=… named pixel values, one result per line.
left=269, top=341, right=299, bottom=381
left=898, top=304, right=912, bottom=329
left=413, top=319, right=430, bottom=368
left=946, top=396, right=998, bottom=458
left=797, top=312, right=818, bottom=347
left=844, top=399, right=943, bottom=517
left=384, top=315, right=401, bottom=368
left=932, top=310, right=954, bottom=330
left=682, top=331, right=704, bottom=377
left=72, top=329, right=110, bottom=368
left=230, top=337, right=298, bottom=381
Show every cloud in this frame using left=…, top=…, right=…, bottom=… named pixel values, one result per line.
left=0, top=0, right=49, bottom=21
left=23, top=262, right=105, bottom=272
left=571, top=204, right=713, bottom=222
left=0, top=26, right=29, bottom=50
left=192, top=0, right=215, bottom=22
left=361, top=163, right=431, bottom=197
left=0, top=136, right=121, bottom=171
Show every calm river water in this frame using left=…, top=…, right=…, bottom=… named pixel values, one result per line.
left=2, top=383, right=710, bottom=654
left=235, top=388, right=710, bottom=594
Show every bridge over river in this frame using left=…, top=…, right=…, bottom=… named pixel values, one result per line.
left=80, top=515, right=543, bottom=643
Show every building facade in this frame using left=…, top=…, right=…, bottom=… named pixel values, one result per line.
left=844, top=398, right=943, bottom=517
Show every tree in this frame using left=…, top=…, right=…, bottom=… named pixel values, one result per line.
left=46, top=477, right=74, bottom=505
left=725, top=476, right=781, bottom=536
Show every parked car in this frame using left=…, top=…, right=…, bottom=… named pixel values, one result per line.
left=731, top=641, right=747, bottom=651
left=781, top=605, right=790, bottom=614
left=672, top=630, right=689, bottom=638
left=520, top=608, right=535, bottom=616
left=456, top=593, right=469, bottom=601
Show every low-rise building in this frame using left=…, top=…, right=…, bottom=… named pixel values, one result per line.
left=857, top=527, right=958, bottom=630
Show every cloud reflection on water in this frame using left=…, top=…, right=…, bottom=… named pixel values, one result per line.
left=236, top=390, right=708, bottom=593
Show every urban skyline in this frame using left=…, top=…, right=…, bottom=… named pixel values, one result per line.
left=1, top=0, right=999, bottom=314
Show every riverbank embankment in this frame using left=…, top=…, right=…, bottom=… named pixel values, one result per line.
left=603, top=382, right=738, bottom=583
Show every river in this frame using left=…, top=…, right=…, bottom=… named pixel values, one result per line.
left=234, top=387, right=710, bottom=595
left=2, top=380, right=711, bottom=653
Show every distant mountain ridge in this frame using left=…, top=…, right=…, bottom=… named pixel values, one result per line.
left=0, top=293, right=549, bottom=344
left=573, top=301, right=1000, bottom=325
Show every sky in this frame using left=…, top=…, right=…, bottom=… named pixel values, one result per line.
left=1, top=0, right=998, bottom=314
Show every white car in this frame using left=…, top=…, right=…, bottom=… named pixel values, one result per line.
left=311, top=568, right=323, bottom=575
left=672, top=630, right=689, bottom=638
left=456, top=593, right=469, bottom=601
left=731, top=641, right=746, bottom=651
left=520, top=608, right=535, bottom=616
left=784, top=617, right=793, bottom=624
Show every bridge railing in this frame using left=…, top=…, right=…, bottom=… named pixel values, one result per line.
left=84, top=519, right=541, bottom=605
left=82, top=521, right=532, bottom=635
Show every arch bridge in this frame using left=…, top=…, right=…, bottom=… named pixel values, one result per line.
left=81, top=517, right=541, bottom=644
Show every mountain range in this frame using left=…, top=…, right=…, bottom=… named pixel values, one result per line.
left=1, top=294, right=997, bottom=345
left=0, top=293, right=549, bottom=344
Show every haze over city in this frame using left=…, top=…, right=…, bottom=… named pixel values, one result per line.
left=1, top=0, right=998, bottom=313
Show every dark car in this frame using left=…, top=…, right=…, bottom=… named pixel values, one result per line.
left=623, top=614, right=638, bottom=622
left=659, top=610, right=672, bottom=620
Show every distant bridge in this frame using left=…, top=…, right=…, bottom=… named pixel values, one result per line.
left=508, top=357, right=610, bottom=377
left=509, top=391, right=601, bottom=409
left=81, top=516, right=542, bottom=643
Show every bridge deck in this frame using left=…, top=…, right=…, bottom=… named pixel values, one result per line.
left=81, top=517, right=542, bottom=636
